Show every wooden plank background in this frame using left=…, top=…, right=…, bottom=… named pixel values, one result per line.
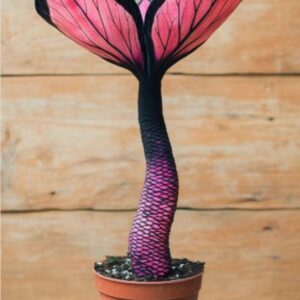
left=3, top=210, right=300, bottom=300
left=2, top=0, right=300, bottom=300
left=2, top=76, right=300, bottom=210
left=2, top=0, right=300, bottom=75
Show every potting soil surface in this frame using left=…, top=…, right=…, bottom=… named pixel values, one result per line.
left=94, top=256, right=204, bottom=282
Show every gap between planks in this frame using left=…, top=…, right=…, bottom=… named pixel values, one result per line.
left=2, top=73, right=300, bottom=78
left=2, top=206, right=300, bottom=214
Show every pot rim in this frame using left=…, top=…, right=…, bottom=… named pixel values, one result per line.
left=93, top=267, right=204, bottom=285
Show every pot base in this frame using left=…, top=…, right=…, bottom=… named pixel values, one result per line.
left=94, top=268, right=203, bottom=300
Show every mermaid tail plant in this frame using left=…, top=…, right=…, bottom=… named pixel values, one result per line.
left=36, top=0, right=242, bottom=279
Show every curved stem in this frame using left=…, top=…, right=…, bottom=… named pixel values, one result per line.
left=128, top=79, right=179, bottom=278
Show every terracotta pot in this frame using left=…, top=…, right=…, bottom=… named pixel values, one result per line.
left=94, top=268, right=203, bottom=300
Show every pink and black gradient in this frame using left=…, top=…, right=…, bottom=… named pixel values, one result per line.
left=36, top=0, right=242, bottom=279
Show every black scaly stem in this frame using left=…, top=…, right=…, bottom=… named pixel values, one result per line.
left=128, top=76, right=179, bottom=278
left=116, top=0, right=178, bottom=278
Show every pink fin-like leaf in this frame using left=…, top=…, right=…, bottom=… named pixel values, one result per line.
left=151, top=0, right=242, bottom=72
left=43, top=0, right=144, bottom=77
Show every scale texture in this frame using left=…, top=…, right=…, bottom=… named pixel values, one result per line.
left=129, top=80, right=179, bottom=277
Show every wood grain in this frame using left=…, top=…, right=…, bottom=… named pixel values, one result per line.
left=2, top=0, right=300, bottom=75
left=2, top=2, right=300, bottom=300
left=2, top=75, right=300, bottom=210
left=2, top=210, right=300, bottom=300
